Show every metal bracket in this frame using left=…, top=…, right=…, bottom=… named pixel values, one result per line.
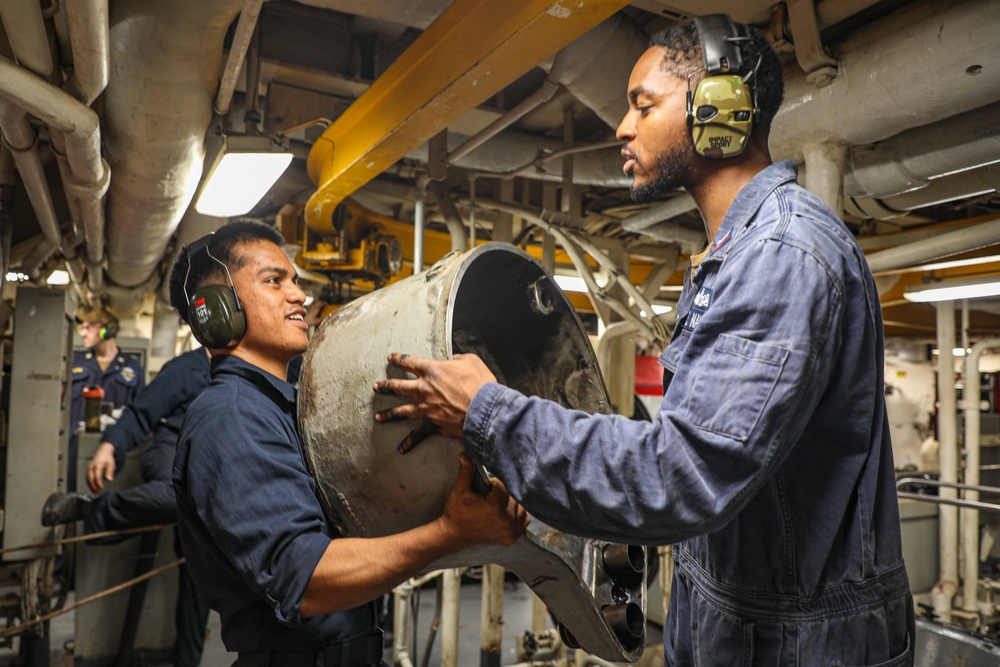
left=786, top=0, right=838, bottom=87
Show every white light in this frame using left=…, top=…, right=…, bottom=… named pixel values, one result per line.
left=553, top=275, right=588, bottom=293
left=46, top=270, right=70, bottom=285
left=5, top=271, right=28, bottom=283
left=651, top=304, right=673, bottom=315
left=904, top=276, right=1000, bottom=303
left=195, top=151, right=293, bottom=217
left=931, top=348, right=971, bottom=357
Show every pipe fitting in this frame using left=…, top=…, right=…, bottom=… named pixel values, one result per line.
left=601, top=544, right=644, bottom=586
left=601, top=602, right=644, bottom=650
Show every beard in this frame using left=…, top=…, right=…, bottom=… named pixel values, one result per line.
left=629, top=141, right=693, bottom=204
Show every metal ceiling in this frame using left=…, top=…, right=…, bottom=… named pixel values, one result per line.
left=0, top=0, right=998, bottom=341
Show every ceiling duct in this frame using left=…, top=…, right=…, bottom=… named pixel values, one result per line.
left=770, top=0, right=1000, bottom=161
left=102, top=0, right=242, bottom=288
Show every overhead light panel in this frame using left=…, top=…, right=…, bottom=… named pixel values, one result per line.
left=553, top=275, right=588, bottom=293
left=195, top=134, right=293, bottom=217
left=46, top=270, right=70, bottom=285
left=903, top=276, right=1000, bottom=303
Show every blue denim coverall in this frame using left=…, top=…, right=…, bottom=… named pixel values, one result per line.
left=465, top=161, right=914, bottom=666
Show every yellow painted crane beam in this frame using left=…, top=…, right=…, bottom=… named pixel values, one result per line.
left=305, top=0, right=631, bottom=234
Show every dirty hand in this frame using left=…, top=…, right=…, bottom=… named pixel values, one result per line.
left=87, top=442, right=117, bottom=494
left=373, top=352, right=496, bottom=440
left=437, top=454, right=529, bottom=549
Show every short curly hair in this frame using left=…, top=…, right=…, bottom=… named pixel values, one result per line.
left=648, top=18, right=784, bottom=144
left=168, top=219, right=284, bottom=325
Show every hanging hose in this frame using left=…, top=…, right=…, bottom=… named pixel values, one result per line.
left=0, top=522, right=176, bottom=556
left=0, top=558, right=184, bottom=638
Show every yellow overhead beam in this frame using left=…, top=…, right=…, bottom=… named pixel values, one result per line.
left=305, top=0, right=631, bottom=234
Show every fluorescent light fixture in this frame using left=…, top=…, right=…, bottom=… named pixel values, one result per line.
left=931, top=348, right=970, bottom=357
left=46, top=270, right=70, bottom=285
left=553, top=275, right=588, bottom=293
left=650, top=304, right=673, bottom=315
left=195, top=134, right=293, bottom=217
left=904, top=275, right=1000, bottom=303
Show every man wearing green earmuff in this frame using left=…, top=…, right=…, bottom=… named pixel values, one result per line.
left=66, top=308, right=145, bottom=492
left=167, top=220, right=527, bottom=667
left=375, top=14, right=913, bottom=667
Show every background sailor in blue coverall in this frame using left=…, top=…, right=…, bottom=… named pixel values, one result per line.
left=167, top=220, right=528, bottom=667
left=68, top=309, right=145, bottom=492
left=374, top=15, right=914, bottom=667
left=45, top=346, right=212, bottom=667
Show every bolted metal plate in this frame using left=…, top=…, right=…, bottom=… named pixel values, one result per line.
left=298, top=243, right=647, bottom=662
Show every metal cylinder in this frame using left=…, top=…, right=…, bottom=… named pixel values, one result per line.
left=299, top=243, right=646, bottom=663
left=602, top=544, right=644, bottom=586
left=601, top=602, right=644, bottom=650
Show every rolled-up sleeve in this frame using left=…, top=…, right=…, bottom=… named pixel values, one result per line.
left=182, top=388, right=330, bottom=625
left=465, top=234, right=844, bottom=545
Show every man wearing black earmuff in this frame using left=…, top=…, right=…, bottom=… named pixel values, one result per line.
left=373, top=14, right=913, bottom=667
left=166, top=220, right=527, bottom=667
left=67, top=308, right=145, bottom=492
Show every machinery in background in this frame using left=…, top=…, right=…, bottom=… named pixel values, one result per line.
left=277, top=199, right=403, bottom=296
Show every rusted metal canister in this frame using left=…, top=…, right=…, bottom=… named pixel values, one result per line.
left=299, top=243, right=646, bottom=662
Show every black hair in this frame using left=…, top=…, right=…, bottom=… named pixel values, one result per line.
left=168, top=219, right=284, bottom=324
left=648, top=18, right=784, bottom=144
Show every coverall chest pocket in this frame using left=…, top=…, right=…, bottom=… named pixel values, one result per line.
left=686, top=333, right=789, bottom=441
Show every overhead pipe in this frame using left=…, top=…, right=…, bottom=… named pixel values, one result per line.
left=848, top=163, right=1000, bottom=222
left=103, top=0, right=243, bottom=288
left=770, top=0, right=1000, bottom=161
left=413, top=177, right=428, bottom=273
left=0, top=57, right=110, bottom=293
left=448, top=49, right=568, bottom=165
left=63, top=0, right=111, bottom=105
left=498, top=139, right=621, bottom=180
left=962, top=338, right=1000, bottom=616
left=214, top=0, right=266, bottom=117
left=846, top=101, right=1000, bottom=199
left=0, top=0, right=54, bottom=78
left=933, top=301, right=958, bottom=623
left=866, top=217, right=1000, bottom=274
left=429, top=181, right=468, bottom=253
left=0, top=100, right=64, bottom=255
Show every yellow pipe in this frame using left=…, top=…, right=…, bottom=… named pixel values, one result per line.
left=304, top=0, right=631, bottom=234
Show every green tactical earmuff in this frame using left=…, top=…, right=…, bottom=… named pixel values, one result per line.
left=98, top=317, right=118, bottom=340
left=687, top=14, right=758, bottom=159
left=184, top=234, right=246, bottom=349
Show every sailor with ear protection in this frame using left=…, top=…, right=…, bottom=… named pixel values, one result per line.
left=166, top=220, right=526, bottom=666
left=374, top=14, right=913, bottom=666
left=69, top=308, right=145, bottom=492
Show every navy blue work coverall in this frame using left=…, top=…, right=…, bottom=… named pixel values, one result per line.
left=464, top=161, right=913, bottom=666
left=174, top=355, right=381, bottom=664
left=87, top=347, right=211, bottom=667
left=69, top=350, right=145, bottom=492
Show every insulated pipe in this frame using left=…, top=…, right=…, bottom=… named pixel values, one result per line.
left=0, top=56, right=110, bottom=292
left=848, top=163, right=1000, bottom=221
left=63, top=0, right=110, bottom=105
left=214, top=0, right=266, bottom=116
left=802, top=142, right=847, bottom=219
left=413, top=179, right=428, bottom=273
left=440, top=568, right=461, bottom=667
left=449, top=50, right=568, bottom=165
left=103, top=0, right=243, bottom=287
left=480, top=564, right=504, bottom=667
left=846, top=101, right=1000, bottom=199
left=430, top=181, right=468, bottom=253
left=866, top=217, right=1000, bottom=274
left=151, top=300, right=180, bottom=358
left=962, top=338, right=1000, bottom=615
left=934, top=300, right=959, bottom=623
left=770, top=0, right=1000, bottom=162
left=0, top=0, right=54, bottom=77
left=0, top=100, right=63, bottom=253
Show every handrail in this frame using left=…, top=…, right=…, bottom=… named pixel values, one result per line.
left=896, top=477, right=1000, bottom=514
